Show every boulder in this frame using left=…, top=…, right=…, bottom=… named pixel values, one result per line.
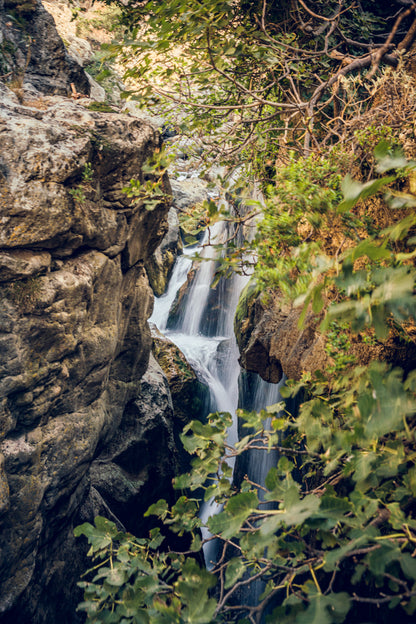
left=66, top=35, right=94, bottom=68
left=151, top=325, right=209, bottom=426
left=234, top=282, right=327, bottom=382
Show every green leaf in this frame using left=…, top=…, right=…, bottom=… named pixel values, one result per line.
left=175, top=559, right=217, bottom=624
left=74, top=522, right=95, bottom=539
left=338, top=174, right=395, bottom=212
left=295, top=592, right=350, bottom=624
left=323, top=535, right=368, bottom=571
left=225, top=557, right=246, bottom=589
left=350, top=239, right=390, bottom=262
left=400, top=553, right=416, bottom=581
left=261, top=495, right=320, bottom=535
left=207, top=491, right=258, bottom=539
left=105, top=567, right=127, bottom=587
left=374, top=142, right=411, bottom=172
left=145, top=499, right=169, bottom=519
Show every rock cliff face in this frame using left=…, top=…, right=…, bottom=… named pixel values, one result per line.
left=0, top=3, right=180, bottom=622
left=234, top=284, right=327, bottom=382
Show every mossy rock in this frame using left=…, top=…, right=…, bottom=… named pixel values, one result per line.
left=234, top=278, right=261, bottom=350
left=151, top=326, right=209, bottom=424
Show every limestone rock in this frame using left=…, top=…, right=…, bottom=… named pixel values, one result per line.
left=170, top=176, right=208, bottom=212
left=151, top=325, right=209, bottom=425
left=0, top=90, right=169, bottom=261
left=234, top=283, right=327, bottom=382
left=67, top=35, right=94, bottom=68
left=0, top=250, right=51, bottom=282
left=89, top=353, right=179, bottom=535
left=145, top=175, right=210, bottom=296
left=146, top=207, right=183, bottom=296
left=0, top=5, right=179, bottom=621
left=0, top=81, right=172, bottom=623
left=86, top=72, right=106, bottom=102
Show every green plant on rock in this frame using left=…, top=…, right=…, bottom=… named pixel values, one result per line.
left=354, top=125, right=400, bottom=153
left=74, top=4, right=124, bottom=41
left=86, top=101, right=115, bottom=113
left=296, top=144, right=416, bottom=337
left=325, top=321, right=357, bottom=373
left=69, top=162, right=94, bottom=204
left=254, top=151, right=346, bottom=298
left=123, top=148, right=173, bottom=211
left=5, top=275, right=42, bottom=312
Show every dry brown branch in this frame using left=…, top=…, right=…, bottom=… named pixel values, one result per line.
left=297, top=0, right=342, bottom=23
left=367, top=4, right=416, bottom=79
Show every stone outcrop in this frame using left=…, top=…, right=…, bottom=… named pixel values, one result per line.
left=0, top=0, right=89, bottom=96
left=151, top=325, right=208, bottom=426
left=234, top=282, right=327, bottom=382
left=144, top=173, right=210, bottom=297
left=88, top=353, right=179, bottom=537
left=0, top=6, right=177, bottom=617
left=145, top=207, right=182, bottom=296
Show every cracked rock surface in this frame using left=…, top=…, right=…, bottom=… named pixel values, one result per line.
left=0, top=21, right=176, bottom=620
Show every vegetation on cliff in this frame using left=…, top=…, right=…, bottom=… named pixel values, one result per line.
left=75, top=1, right=416, bottom=622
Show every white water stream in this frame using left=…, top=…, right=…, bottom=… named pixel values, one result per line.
left=150, top=218, right=281, bottom=570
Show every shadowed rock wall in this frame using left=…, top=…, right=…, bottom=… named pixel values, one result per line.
left=0, top=3, right=179, bottom=621
left=0, top=0, right=89, bottom=95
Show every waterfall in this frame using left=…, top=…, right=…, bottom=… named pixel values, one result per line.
left=151, top=215, right=281, bottom=571
left=238, top=372, right=285, bottom=502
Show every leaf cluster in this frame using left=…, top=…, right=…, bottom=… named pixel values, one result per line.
left=99, top=0, right=416, bottom=173
left=76, top=358, right=416, bottom=623
left=122, top=149, right=173, bottom=211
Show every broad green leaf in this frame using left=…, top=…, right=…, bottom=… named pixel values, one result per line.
left=323, top=534, right=368, bottom=571
left=374, top=142, right=412, bottom=172
left=366, top=542, right=401, bottom=576
left=295, top=593, right=347, bottom=624
left=399, top=553, right=416, bottom=581
left=338, top=174, right=395, bottom=212
left=145, top=499, right=168, bottom=519
left=350, top=239, right=390, bottom=262
left=261, top=495, right=320, bottom=535
left=208, top=491, right=258, bottom=539
left=176, top=559, right=217, bottom=624
left=132, top=610, right=150, bottom=624
left=104, top=567, right=127, bottom=587
left=224, top=558, right=246, bottom=589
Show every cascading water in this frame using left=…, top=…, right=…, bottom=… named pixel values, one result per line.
left=150, top=213, right=282, bottom=575
left=238, top=372, right=285, bottom=504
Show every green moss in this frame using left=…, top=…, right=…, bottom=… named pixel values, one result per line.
left=5, top=276, right=42, bottom=312
left=86, top=102, right=115, bottom=113
left=234, top=278, right=259, bottom=329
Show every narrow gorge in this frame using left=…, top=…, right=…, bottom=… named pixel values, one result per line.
left=2, top=2, right=416, bottom=624
left=0, top=2, right=285, bottom=620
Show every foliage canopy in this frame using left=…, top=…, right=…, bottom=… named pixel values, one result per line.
left=102, top=0, right=416, bottom=170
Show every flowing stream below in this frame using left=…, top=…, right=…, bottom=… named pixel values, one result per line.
left=150, top=216, right=281, bottom=584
